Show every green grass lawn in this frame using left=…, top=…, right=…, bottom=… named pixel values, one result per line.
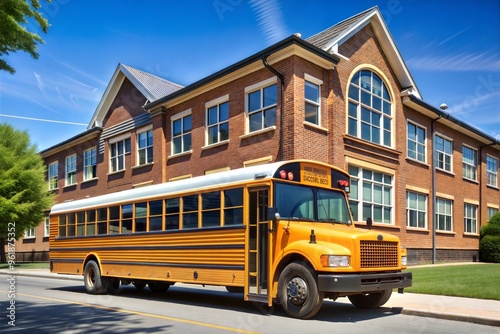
left=405, top=263, right=500, bottom=300
left=0, top=262, right=49, bottom=269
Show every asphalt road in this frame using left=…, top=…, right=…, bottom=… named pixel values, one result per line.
left=1, top=276, right=498, bottom=333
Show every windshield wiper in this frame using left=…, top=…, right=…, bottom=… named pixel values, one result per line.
left=290, top=216, right=317, bottom=222
left=318, top=218, right=348, bottom=225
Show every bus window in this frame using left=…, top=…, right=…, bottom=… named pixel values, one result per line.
left=149, top=200, right=163, bottom=231
left=183, top=195, right=199, bottom=229
left=109, top=206, right=120, bottom=234
left=317, top=189, right=352, bottom=224
left=58, top=214, right=66, bottom=237
left=122, top=204, right=133, bottom=233
left=165, top=198, right=180, bottom=230
left=76, top=212, right=85, bottom=236
left=275, top=183, right=314, bottom=220
left=86, top=209, right=96, bottom=236
left=202, top=191, right=221, bottom=228
left=67, top=212, right=76, bottom=237
left=224, top=188, right=243, bottom=225
left=135, top=202, right=147, bottom=232
left=97, top=208, right=107, bottom=234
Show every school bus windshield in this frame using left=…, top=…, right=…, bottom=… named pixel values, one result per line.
left=274, top=182, right=352, bottom=225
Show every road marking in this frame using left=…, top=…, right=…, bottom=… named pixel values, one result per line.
left=1, top=291, right=260, bottom=334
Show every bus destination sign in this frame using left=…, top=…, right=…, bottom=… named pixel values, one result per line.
left=300, top=163, right=331, bottom=187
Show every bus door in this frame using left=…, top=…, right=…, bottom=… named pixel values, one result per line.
left=247, top=187, right=271, bottom=302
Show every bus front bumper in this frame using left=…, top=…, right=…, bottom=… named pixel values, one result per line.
left=317, top=271, right=412, bottom=293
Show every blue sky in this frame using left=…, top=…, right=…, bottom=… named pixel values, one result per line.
left=0, top=0, right=499, bottom=151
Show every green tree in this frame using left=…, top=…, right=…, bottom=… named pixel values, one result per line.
left=0, top=123, right=55, bottom=263
left=479, top=212, right=500, bottom=263
left=0, top=0, right=50, bottom=74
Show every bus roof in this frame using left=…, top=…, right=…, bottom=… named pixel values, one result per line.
left=52, top=160, right=339, bottom=214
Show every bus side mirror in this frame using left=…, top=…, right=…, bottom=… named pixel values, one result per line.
left=266, top=207, right=280, bottom=221
left=366, top=217, right=373, bottom=230
left=266, top=207, right=280, bottom=232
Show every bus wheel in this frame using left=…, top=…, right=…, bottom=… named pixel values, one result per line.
left=133, top=281, right=147, bottom=290
left=148, top=281, right=170, bottom=293
left=83, top=260, right=109, bottom=294
left=108, top=278, right=122, bottom=294
left=348, top=289, right=392, bottom=309
left=278, top=262, right=324, bottom=319
left=226, top=286, right=244, bottom=293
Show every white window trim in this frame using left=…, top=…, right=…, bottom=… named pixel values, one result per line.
left=244, top=77, right=278, bottom=134
left=48, top=161, right=58, bottom=190
left=348, top=164, right=395, bottom=225
left=136, top=125, right=154, bottom=166
left=108, top=136, right=131, bottom=173
left=25, top=227, right=35, bottom=239
left=434, top=133, right=454, bottom=174
left=406, top=191, right=428, bottom=229
left=170, top=109, right=192, bottom=157
left=486, top=155, right=499, bottom=188
left=436, top=197, right=453, bottom=232
left=109, top=132, right=131, bottom=144
left=464, top=203, right=478, bottom=235
left=83, top=147, right=97, bottom=181
left=406, top=120, right=427, bottom=164
left=304, top=73, right=322, bottom=127
left=205, top=95, right=230, bottom=147
left=44, top=217, right=50, bottom=237
left=462, top=144, right=478, bottom=182
left=65, top=154, right=77, bottom=186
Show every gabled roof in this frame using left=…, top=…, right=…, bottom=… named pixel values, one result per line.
left=306, top=6, right=421, bottom=98
left=87, top=64, right=183, bottom=129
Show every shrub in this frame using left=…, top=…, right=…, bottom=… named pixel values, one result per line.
left=479, top=235, right=500, bottom=263
left=479, top=212, right=500, bottom=263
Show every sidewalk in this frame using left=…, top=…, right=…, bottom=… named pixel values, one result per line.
left=1, top=268, right=499, bottom=327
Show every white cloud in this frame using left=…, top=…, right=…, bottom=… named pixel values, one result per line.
left=407, top=52, right=500, bottom=72
left=249, top=0, right=289, bottom=44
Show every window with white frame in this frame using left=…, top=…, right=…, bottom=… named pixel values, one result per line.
left=109, top=137, right=131, bottom=172
left=435, top=135, right=453, bottom=172
left=65, top=155, right=76, bottom=186
left=48, top=162, right=58, bottom=190
left=486, top=155, right=498, bottom=187
left=436, top=198, right=453, bottom=232
left=406, top=191, right=427, bottom=228
left=44, top=217, right=50, bottom=237
left=464, top=203, right=477, bottom=234
left=304, top=74, right=322, bottom=125
left=462, top=146, right=477, bottom=181
left=172, top=110, right=192, bottom=155
left=407, top=121, right=426, bottom=162
left=83, top=147, right=97, bottom=181
left=487, top=207, right=498, bottom=221
left=348, top=165, right=393, bottom=224
left=246, top=79, right=277, bottom=133
left=206, top=97, right=229, bottom=145
left=25, top=227, right=35, bottom=239
left=348, top=70, right=392, bottom=147
left=137, top=129, right=153, bottom=165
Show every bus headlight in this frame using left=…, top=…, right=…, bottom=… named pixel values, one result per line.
left=321, top=255, right=350, bottom=267
left=401, top=256, right=407, bottom=266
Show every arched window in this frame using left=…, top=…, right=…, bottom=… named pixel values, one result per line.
left=347, top=70, right=392, bottom=147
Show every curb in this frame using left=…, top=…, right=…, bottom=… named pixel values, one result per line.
left=2, top=270, right=499, bottom=327
left=398, top=308, right=500, bottom=328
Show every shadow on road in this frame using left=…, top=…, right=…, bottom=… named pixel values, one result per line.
left=47, top=283, right=399, bottom=323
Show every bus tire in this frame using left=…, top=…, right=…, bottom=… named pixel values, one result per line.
left=133, top=281, right=147, bottom=290
left=108, top=278, right=122, bottom=294
left=83, top=260, right=109, bottom=295
left=148, top=281, right=170, bottom=293
left=278, top=262, right=324, bottom=319
left=348, top=289, right=392, bottom=309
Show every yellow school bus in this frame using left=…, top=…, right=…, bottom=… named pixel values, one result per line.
left=49, top=160, right=411, bottom=319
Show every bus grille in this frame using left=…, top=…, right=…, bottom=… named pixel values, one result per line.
left=360, top=241, right=398, bottom=268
